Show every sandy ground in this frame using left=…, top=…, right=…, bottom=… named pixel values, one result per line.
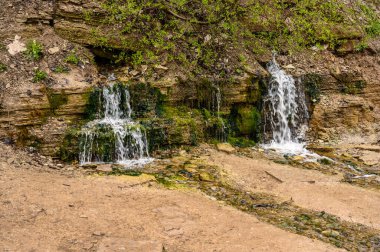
left=0, top=159, right=342, bottom=252
left=207, top=150, right=380, bottom=230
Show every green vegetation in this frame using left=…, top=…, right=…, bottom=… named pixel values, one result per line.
left=360, top=3, right=380, bottom=37
left=46, top=90, right=69, bottom=114
left=32, top=69, right=47, bottom=83
left=303, top=74, right=322, bottom=103
left=80, top=0, right=378, bottom=76
left=53, top=65, right=70, bottom=73
left=65, top=51, right=80, bottom=65
left=58, top=127, right=81, bottom=162
left=227, top=136, right=256, bottom=148
left=355, top=41, right=369, bottom=52
left=0, top=62, right=7, bottom=73
left=25, top=40, right=43, bottom=61
left=109, top=166, right=142, bottom=176
left=341, top=80, right=366, bottom=95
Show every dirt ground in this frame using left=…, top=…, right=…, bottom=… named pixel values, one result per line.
left=1, top=143, right=379, bottom=251
left=207, top=150, right=380, bottom=230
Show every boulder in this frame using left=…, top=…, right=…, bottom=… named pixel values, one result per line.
left=216, top=143, right=236, bottom=154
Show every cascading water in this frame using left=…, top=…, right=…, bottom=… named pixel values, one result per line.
left=213, top=84, right=227, bottom=142
left=262, top=57, right=310, bottom=155
left=79, top=83, right=153, bottom=166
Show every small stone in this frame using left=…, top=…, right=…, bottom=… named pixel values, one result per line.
left=7, top=157, right=15, bottom=164
left=93, top=231, right=105, bottom=236
left=7, top=35, right=26, bottom=55
left=153, top=64, right=168, bottom=70
left=57, top=164, right=64, bottom=168
left=48, top=46, right=60, bottom=54
left=140, top=65, right=148, bottom=73
left=80, top=215, right=88, bottom=218
left=216, top=143, right=235, bottom=154
left=322, top=229, right=340, bottom=238
left=130, top=70, right=139, bottom=76
left=204, top=34, right=212, bottom=43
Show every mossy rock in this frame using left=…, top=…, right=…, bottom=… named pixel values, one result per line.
left=230, top=105, right=261, bottom=142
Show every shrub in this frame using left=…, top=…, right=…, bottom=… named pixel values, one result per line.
left=0, top=62, right=6, bottom=73
left=25, top=40, right=43, bottom=61
left=65, top=51, right=80, bottom=65
left=33, top=69, right=47, bottom=83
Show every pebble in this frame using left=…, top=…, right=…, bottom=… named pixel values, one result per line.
left=93, top=231, right=105, bottom=236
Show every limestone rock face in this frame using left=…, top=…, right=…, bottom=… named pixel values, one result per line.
left=0, top=1, right=99, bottom=156
left=309, top=95, right=379, bottom=144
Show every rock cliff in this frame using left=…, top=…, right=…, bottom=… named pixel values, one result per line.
left=0, top=0, right=379, bottom=160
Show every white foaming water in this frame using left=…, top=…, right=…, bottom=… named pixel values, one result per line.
left=79, top=83, right=153, bottom=167
left=262, top=57, right=316, bottom=158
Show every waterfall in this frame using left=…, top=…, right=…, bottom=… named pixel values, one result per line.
left=263, top=57, right=309, bottom=154
left=214, top=85, right=227, bottom=142
left=79, top=83, right=152, bottom=166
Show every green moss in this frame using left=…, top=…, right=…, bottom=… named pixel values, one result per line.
left=303, top=74, right=322, bottom=103
left=341, top=80, right=366, bottom=95
left=318, top=158, right=333, bottom=165
left=110, top=166, right=142, bottom=176
left=58, top=127, right=81, bottom=162
left=230, top=105, right=261, bottom=142
left=46, top=90, right=69, bottom=114
left=247, top=78, right=265, bottom=104
left=129, top=82, right=166, bottom=118
left=228, top=136, right=256, bottom=148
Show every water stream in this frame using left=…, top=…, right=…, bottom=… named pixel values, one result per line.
left=213, top=84, right=227, bottom=142
left=79, top=83, right=153, bottom=166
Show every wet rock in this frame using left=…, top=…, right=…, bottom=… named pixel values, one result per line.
left=292, top=156, right=304, bottom=162
left=216, top=143, right=235, bottom=154
left=82, top=164, right=98, bottom=170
